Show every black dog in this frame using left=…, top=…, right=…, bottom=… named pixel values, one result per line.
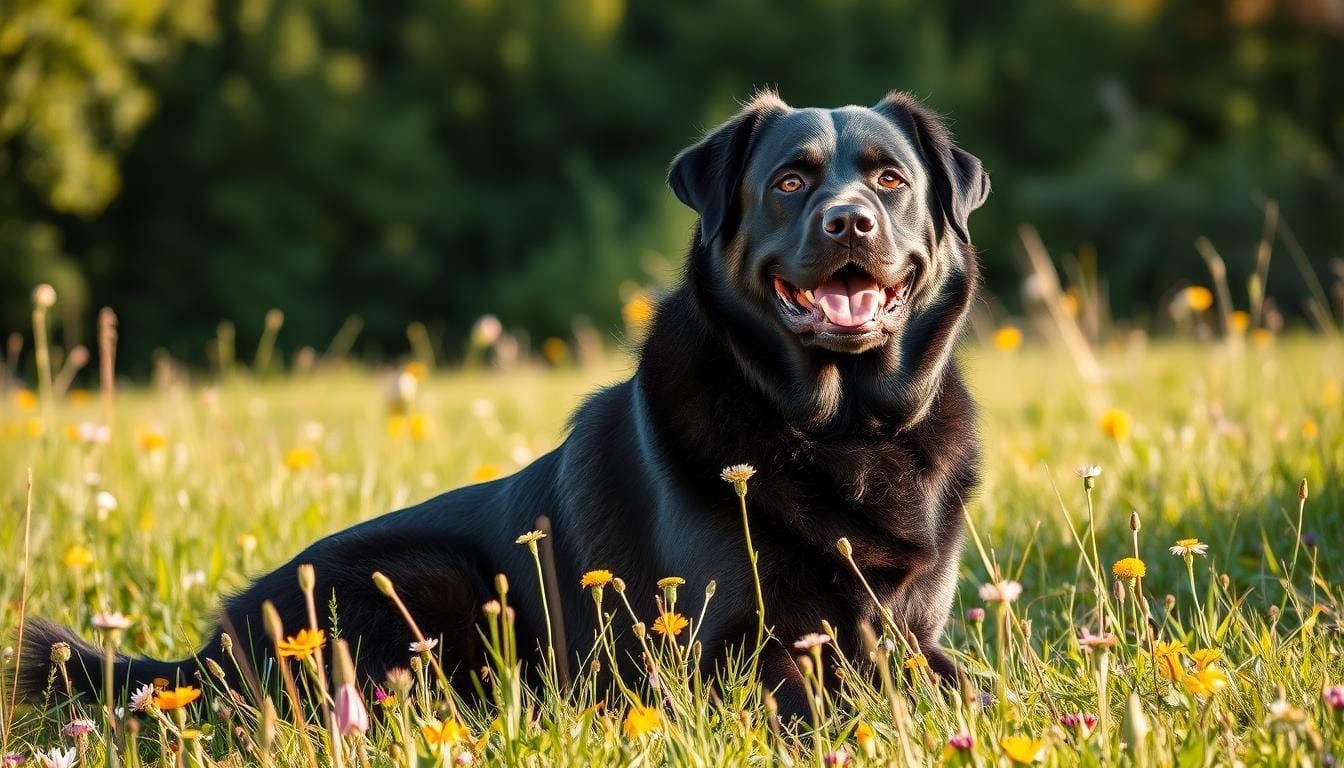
left=21, top=89, right=987, bottom=720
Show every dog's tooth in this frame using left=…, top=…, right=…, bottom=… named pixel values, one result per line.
left=798, top=289, right=815, bottom=308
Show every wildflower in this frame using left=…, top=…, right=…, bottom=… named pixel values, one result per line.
left=409, top=638, right=438, bottom=654
left=943, top=733, right=974, bottom=761
left=91, top=612, right=133, bottom=631
left=1076, top=465, right=1102, bottom=478
left=1112, top=557, right=1146, bottom=580
left=283, top=447, right=317, bottom=471
left=1099, top=408, right=1132, bottom=441
left=238, top=533, right=258, bottom=553
left=36, top=747, right=75, bottom=768
left=1169, top=538, right=1208, bottom=557
left=154, top=686, right=202, bottom=710
left=1000, top=735, right=1046, bottom=764
left=903, top=654, right=929, bottom=671
left=1302, top=419, right=1319, bottom=439
left=50, top=643, right=71, bottom=664
left=409, top=413, right=430, bottom=441
left=1229, top=310, right=1250, bottom=332
left=61, top=720, right=96, bottom=739
left=855, top=722, right=876, bottom=757
left=1251, top=328, right=1273, bottom=347
left=1182, top=665, right=1230, bottom=698
left=32, top=284, right=57, bottom=309
left=1180, top=286, right=1213, bottom=311
left=542, top=337, right=568, bottom=365
left=13, top=389, right=37, bottom=412
left=652, top=612, right=689, bottom=638
left=720, top=464, right=756, bottom=484
left=1189, top=648, right=1221, bottom=670
left=580, top=570, right=613, bottom=589
left=471, top=315, right=502, bottom=347
left=422, top=719, right=470, bottom=751
left=63, top=546, right=94, bottom=569
left=822, top=749, right=852, bottom=766
left=1059, top=712, right=1098, bottom=737
left=657, top=576, right=685, bottom=589
left=623, top=706, right=661, bottom=739
left=470, top=464, right=501, bottom=483
left=514, top=530, right=545, bottom=546
left=978, top=580, right=1022, bottom=603
left=993, top=326, right=1023, bottom=351
left=276, top=628, right=326, bottom=660
left=622, top=293, right=654, bottom=329
left=94, top=491, right=117, bottom=513
left=334, top=683, right=369, bottom=736
left=966, top=607, right=986, bottom=622
left=792, top=633, right=831, bottom=650
left=2, top=753, right=24, bottom=768
left=1322, top=685, right=1344, bottom=710
left=136, top=427, right=167, bottom=452
left=1151, top=640, right=1187, bottom=682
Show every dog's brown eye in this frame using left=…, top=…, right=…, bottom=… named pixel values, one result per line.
left=877, top=171, right=906, bottom=190
left=775, top=174, right=804, bottom=193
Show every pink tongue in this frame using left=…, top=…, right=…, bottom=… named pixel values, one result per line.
left=814, top=273, right=882, bottom=327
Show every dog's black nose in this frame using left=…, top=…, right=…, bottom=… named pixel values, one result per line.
left=821, top=204, right=877, bottom=243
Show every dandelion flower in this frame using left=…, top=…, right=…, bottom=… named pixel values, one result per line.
left=993, top=326, right=1023, bottom=351
left=1112, top=557, right=1146, bottom=580
left=1182, top=665, right=1230, bottom=698
left=154, top=686, right=202, bottom=710
left=276, top=628, right=326, bottom=660
left=91, top=612, right=133, bottom=631
left=1183, top=286, right=1214, bottom=311
left=1189, top=648, right=1221, bottom=670
left=652, top=612, right=689, bottom=638
left=470, top=464, right=502, bottom=483
left=1152, top=640, right=1187, bottom=682
left=1000, top=735, right=1046, bottom=764
left=1229, top=310, right=1250, bottom=333
left=623, top=705, right=661, bottom=739
left=409, top=638, right=439, bottom=654
left=13, top=389, right=38, bottom=413
left=63, top=546, right=94, bottom=569
left=792, top=633, right=832, bottom=650
left=580, top=570, right=613, bottom=589
left=136, top=427, right=167, bottom=453
left=422, top=719, right=470, bottom=750
left=1169, top=538, right=1208, bottom=557
left=978, top=580, right=1022, bottom=603
left=903, top=654, right=929, bottom=671
left=657, top=576, right=685, bottom=589
left=719, top=464, right=756, bottom=484
left=1099, top=408, right=1132, bottom=441
left=282, top=447, right=317, bottom=471
left=622, top=294, right=654, bottom=328
left=514, top=530, right=545, bottom=546
left=854, top=721, right=876, bottom=753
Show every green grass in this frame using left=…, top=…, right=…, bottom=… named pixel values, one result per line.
left=0, top=334, right=1341, bottom=767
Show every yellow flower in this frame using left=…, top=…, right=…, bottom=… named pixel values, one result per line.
left=64, top=546, right=94, bottom=569
left=154, top=686, right=202, bottom=710
left=1301, top=419, right=1318, bottom=439
left=622, top=293, right=654, bottom=329
left=855, top=721, right=876, bottom=756
left=1060, top=290, right=1080, bottom=317
left=1189, top=648, right=1221, bottom=670
left=623, top=705, right=661, bottom=739
left=137, top=427, right=167, bottom=452
left=409, top=413, right=430, bottom=441
left=652, top=612, right=689, bottom=637
left=1182, top=665, right=1230, bottom=698
left=386, top=415, right=406, bottom=439
left=422, top=718, right=470, bottom=749
left=514, top=530, right=546, bottom=546
left=1000, top=735, right=1046, bottom=764
left=580, top=570, right=613, bottom=589
left=13, top=389, right=38, bottom=412
left=1169, top=538, right=1208, bottom=557
left=1099, top=408, right=1132, bottom=441
left=1323, top=381, right=1341, bottom=406
left=1251, top=328, right=1273, bottom=348
left=719, top=464, right=756, bottom=484
left=993, top=326, right=1023, bottom=351
left=1112, top=557, right=1146, bottom=580
left=903, top=653, right=929, bottom=670
left=471, top=463, right=501, bottom=483
left=1152, top=640, right=1187, bottom=682
left=1183, top=286, right=1214, bottom=311
left=276, top=628, right=326, bottom=660
left=1229, top=310, right=1250, bottom=333
left=541, top=337, right=569, bottom=365
left=402, top=361, right=429, bottom=382
left=283, top=447, right=317, bottom=471
left=656, top=576, right=685, bottom=589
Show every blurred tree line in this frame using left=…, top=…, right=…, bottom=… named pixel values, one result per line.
left=2, top=0, right=1341, bottom=372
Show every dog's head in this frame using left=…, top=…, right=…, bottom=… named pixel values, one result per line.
left=668, top=90, right=989, bottom=425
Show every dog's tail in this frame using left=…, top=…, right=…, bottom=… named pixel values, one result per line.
left=15, top=617, right=195, bottom=706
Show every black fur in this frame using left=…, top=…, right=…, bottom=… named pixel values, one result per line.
left=17, top=90, right=988, bottom=721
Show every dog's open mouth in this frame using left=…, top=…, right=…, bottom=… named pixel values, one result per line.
left=771, top=264, right=915, bottom=335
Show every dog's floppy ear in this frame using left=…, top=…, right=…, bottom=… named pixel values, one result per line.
left=874, top=91, right=989, bottom=245
left=668, top=90, right=787, bottom=247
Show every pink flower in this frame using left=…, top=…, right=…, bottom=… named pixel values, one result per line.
left=334, top=684, right=369, bottom=736
left=948, top=733, right=975, bottom=750
left=822, top=749, right=851, bottom=766
left=1059, top=712, right=1098, bottom=735
left=61, top=720, right=96, bottom=739
left=1325, top=685, right=1344, bottom=710
left=965, top=608, right=986, bottom=622
left=3, top=753, right=26, bottom=768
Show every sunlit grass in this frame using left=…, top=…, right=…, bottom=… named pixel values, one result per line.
left=0, top=333, right=1340, bottom=766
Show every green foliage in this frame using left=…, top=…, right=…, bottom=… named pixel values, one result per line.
left=2, top=0, right=1342, bottom=370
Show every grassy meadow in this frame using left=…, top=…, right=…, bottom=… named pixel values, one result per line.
left=0, top=311, right=1341, bottom=766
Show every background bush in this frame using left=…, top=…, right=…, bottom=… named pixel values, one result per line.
left=2, top=0, right=1341, bottom=372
